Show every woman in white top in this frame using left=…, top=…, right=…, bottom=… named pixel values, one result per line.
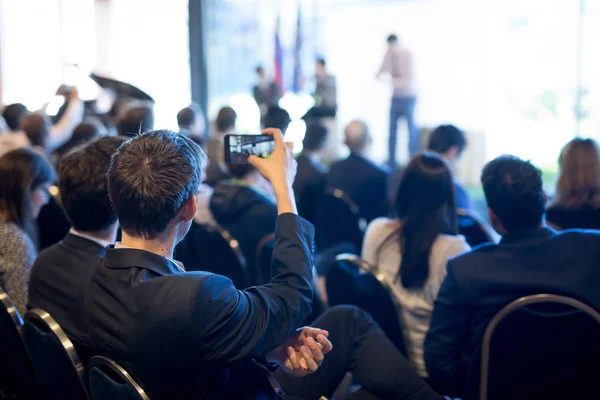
left=362, top=152, right=470, bottom=377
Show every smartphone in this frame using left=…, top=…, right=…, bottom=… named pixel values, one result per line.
left=224, top=134, right=275, bottom=164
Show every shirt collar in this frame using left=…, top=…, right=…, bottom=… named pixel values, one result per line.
left=500, top=226, right=557, bottom=245
left=69, top=228, right=113, bottom=249
left=113, top=242, right=186, bottom=273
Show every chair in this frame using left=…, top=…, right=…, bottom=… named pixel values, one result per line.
left=21, top=309, right=88, bottom=400
left=475, top=294, right=600, bottom=400
left=88, top=356, right=150, bottom=400
left=325, top=254, right=407, bottom=355
left=0, top=287, right=41, bottom=399
left=316, top=189, right=367, bottom=251
left=255, top=232, right=275, bottom=285
left=174, top=222, right=249, bottom=288
left=457, top=208, right=494, bottom=247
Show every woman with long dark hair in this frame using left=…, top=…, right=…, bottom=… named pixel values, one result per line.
left=0, top=148, right=55, bottom=314
left=362, top=152, right=470, bottom=377
left=547, top=138, right=600, bottom=230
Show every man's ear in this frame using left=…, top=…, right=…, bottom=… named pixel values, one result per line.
left=446, top=146, right=460, bottom=161
left=488, top=207, right=506, bottom=236
left=179, top=195, right=197, bottom=223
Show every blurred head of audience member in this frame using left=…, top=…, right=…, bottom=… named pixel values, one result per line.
left=481, top=155, right=546, bottom=235
left=226, top=162, right=273, bottom=199
left=387, top=33, right=399, bottom=46
left=118, top=105, right=154, bottom=137
left=2, top=103, right=29, bottom=131
left=263, top=106, right=291, bottom=134
left=393, top=153, right=457, bottom=288
left=344, top=120, right=371, bottom=155
left=56, top=119, right=105, bottom=158
left=108, top=130, right=203, bottom=244
left=256, top=65, right=266, bottom=82
left=0, top=148, right=56, bottom=240
left=215, top=106, right=237, bottom=136
left=177, top=104, right=206, bottom=141
left=552, top=138, right=600, bottom=210
left=60, top=136, right=127, bottom=239
left=302, top=121, right=328, bottom=160
left=427, top=124, right=467, bottom=170
left=21, top=113, right=51, bottom=149
left=316, top=58, right=327, bottom=78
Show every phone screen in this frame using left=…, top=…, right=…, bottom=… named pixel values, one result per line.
left=224, top=134, right=275, bottom=164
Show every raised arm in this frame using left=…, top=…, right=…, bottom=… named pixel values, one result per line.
left=47, top=89, right=84, bottom=151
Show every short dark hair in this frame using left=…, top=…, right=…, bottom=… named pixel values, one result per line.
left=263, top=106, right=291, bottom=133
left=59, top=136, right=127, bottom=232
left=481, top=155, right=545, bottom=231
left=302, top=121, right=328, bottom=151
left=21, top=113, right=50, bottom=148
left=2, top=103, right=28, bottom=130
left=118, top=106, right=154, bottom=137
left=387, top=34, right=398, bottom=43
left=255, top=65, right=264, bottom=74
left=226, top=163, right=257, bottom=179
left=108, top=130, right=204, bottom=239
left=316, top=58, right=326, bottom=67
left=177, top=107, right=197, bottom=128
left=428, top=124, right=467, bottom=155
left=216, top=107, right=237, bottom=132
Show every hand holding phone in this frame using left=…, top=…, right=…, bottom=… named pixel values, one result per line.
left=224, top=134, right=276, bottom=164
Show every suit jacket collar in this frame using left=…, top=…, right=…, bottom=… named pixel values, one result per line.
left=500, top=226, right=556, bottom=245
left=63, top=232, right=106, bottom=254
left=102, top=245, right=182, bottom=276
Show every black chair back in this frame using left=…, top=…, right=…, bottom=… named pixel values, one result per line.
left=457, top=208, right=494, bottom=247
left=22, top=309, right=88, bottom=400
left=325, top=254, right=407, bottom=355
left=473, top=294, right=600, bottom=400
left=255, top=233, right=275, bottom=286
left=174, top=222, right=249, bottom=288
left=316, top=189, right=367, bottom=251
left=88, top=356, right=150, bottom=400
left=0, top=288, right=40, bottom=399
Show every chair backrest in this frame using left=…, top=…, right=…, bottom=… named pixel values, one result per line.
left=316, top=188, right=367, bottom=251
left=457, top=208, right=494, bottom=247
left=476, top=294, right=600, bottom=400
left=325, top=254, right=407, bottom=355
left=255, top=232, right=275, bottom=286
left=174, top=222, right=249, bottom=288
left=0, top=287, right=41, bottom=399
left=22, top=308, right=88, bottom=400
left=88, top=356, right=150, bottom=400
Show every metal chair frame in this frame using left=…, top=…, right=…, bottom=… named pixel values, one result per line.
left=0, top=287, right=23, bottom=328
left=24, top=308, right=89, bottom=399
left=89, top=356, right=150, bottom=400
left=479, top=294, right=600, bottom=400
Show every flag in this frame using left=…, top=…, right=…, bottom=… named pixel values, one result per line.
left=274, top=17, right=283, bottom=94
left=292, top=6, right=303, bottom=93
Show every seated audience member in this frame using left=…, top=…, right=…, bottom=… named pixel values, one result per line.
left=53, top=120, right=105, bottom=162
left=546, top=138, right=600, bottom=230
left=427, top=124, right=471, bottom=210
left=263, top=105, right=291, bottom=134
left=362, top=153, right=470, bottom=377
left=204, top=106, right=236, bottom=186
left=293, top=121, right=329, bottom=225
left=84, top=129, right=440, bottom=400
left=177, top=104, right=206, bottom=146
left=424, top=155, right=600, bottom=398
left=0, top=103, right=31, bottom=156
left=211, top=163, right=276, bottom=285
left=327, top=120, right=389, bottom=223
left=0, top=149, right=55, bottom=314
left=118, top=105, right=154, bottom=137
left=28, top=136, right=126, bottom=359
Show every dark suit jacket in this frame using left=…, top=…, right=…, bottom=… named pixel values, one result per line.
left=293, top=154, right=327, bottom=226
left=210, top=182, right=277, bottom=286
left=85, top=214, right=314, bottom=400
left=28, top=233, right=104, bottom=359
left=327, top=153, right=389, bottom=222
left=424, top=227, right=600, bottom=397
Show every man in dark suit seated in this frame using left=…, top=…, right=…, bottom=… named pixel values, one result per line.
left=86, top=129, right=440, bottom=400
left=424, top=155, right=600, bottom=398
left=427, top=124, right=472, bottom=210
left=293, top=121, right=328, bottom=225
left=327, top=120, right=389, bottom=222
left=210, top=162, right=277, bottom=286
left=28, top=136, right=127, bottom=361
